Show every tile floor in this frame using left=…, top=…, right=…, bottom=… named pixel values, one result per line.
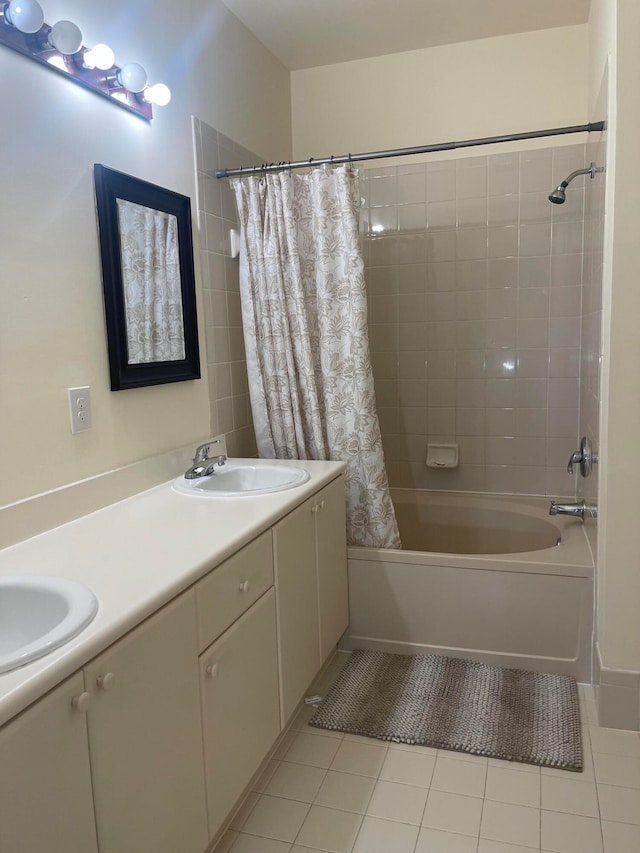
left=214, top=654, right=640, bottom=853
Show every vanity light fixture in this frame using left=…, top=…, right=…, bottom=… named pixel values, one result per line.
left=0, top=0, right=171, bottom=120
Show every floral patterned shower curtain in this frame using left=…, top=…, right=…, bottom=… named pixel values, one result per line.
left=230, top=165, right=400, bottom=549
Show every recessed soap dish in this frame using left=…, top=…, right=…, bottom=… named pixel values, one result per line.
left=426, top=443, right=459, bottom=469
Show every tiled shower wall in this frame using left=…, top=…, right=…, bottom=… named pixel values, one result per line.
left=193, top=118, right=257, bottom=458
left=361, top=144, right=590, bottom=496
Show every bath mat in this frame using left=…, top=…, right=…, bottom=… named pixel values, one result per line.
left=309, top=650, right=582, bottom=771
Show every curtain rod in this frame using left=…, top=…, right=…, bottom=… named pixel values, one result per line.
left=215, top=121, right=606, bottom=179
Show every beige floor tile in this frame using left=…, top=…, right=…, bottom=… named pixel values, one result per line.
left=590, top=727, right=640, bottom=758
left=294, top=805, right=362, bottom=853
left=366, top=779, right=428, bottom=825
left=292, top=705, right=343, bottom=739
left=379, top=747, right=436, bottom=787
left=242, top=795, right=310, bottom=843
left=488, top=758, right=540, bottom=774
left=330, top=740, right=388, bottom=777
left=485, top=765, right=540, bottom=807
left=265, top=761, right=327, bottom=803
left=541, top=775, right=599, bottom=817
left=353, top=816, right=420, bottom=853
left=438, top=749, right=489, bottom=766
left=387, top=741, right=438, bottom=756
left=313, top=770, right=376, bottom=814
left=212, top=830, right=238, bottom=852
left=275, top=732, right=298, bottom=760
left=480, top=800, right=540, bottom=848
left=416, top=827, right=478, bottom=852
left=230, top=792, right=260, bottom=830
left=342, top=733, right=383, bottom=744
left=478, top=841, right=539, bottom=853
left=254, top=760, right=281, bottom=793
left=422, top=790, right=483, bottom=837
left=285, top=733, right=342, bottom=769
left=291, top=847, right=327, bottom=853
left=597, top=784, right=640, bottom=825
left=543, top=758, right=595, bottom=782
left=432, top=755, right=487, bottom=798
left=601, top=820, right=640, bottom=853
left=541, top=809, right=603, bottom=853
left=231, top=835, right=293, bottom=853
left=593, top=754, right=640, bottom=789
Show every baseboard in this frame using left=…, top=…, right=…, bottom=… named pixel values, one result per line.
left=595, top=644, right=640, bottom=731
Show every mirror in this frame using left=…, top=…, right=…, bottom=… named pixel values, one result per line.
left=93, top=164, right=200, bottom=390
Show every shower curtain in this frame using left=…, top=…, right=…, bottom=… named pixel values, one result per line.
left=230, top=165, right=400, bottom=549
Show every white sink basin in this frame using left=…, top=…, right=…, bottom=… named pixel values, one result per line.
left=0, top=576, right=98, bottom=675
left=173, top=460, right=310, bottom=497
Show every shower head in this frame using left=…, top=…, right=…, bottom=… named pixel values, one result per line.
left=548, top=161, right=604, bottom=205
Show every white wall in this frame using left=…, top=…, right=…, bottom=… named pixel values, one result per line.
left=592, top=0, right=640, bottom=674
left=0, top=0, right=291, bottom=506
left=291, top=26, right=589, bottom=161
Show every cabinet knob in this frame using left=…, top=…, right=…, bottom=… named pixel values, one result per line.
left=311, top=505, right=318, bottom=514
left=96, top=672, right=116, bottom=691
left=319, top=500, right=325, bottom=510
left=206, top=663, right=219, bottom=678
left=238, top=580, right=250, bottom=593
left=71, top=692, right=91, bottom=713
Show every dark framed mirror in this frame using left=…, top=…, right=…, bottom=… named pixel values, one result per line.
left=93, top=164, right=200, bottom=390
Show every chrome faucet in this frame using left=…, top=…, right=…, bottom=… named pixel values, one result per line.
left=549, top=500, right=597, bottom=521
left=184, top=441, right=227, bottom=479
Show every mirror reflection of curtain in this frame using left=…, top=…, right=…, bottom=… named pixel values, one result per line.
left=116, top=199, right=185, bottom=364
left=231, top=165, right=401, bottom=550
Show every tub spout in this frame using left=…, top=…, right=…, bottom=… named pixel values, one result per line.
left=549, top=500, right=597, bottom=521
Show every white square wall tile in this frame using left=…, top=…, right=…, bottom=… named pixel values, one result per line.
left=295, top=805, right=362, bottom=853
left=366, top=779, right=428, bottom=825
left=422, top=790, right=483, bottom=836
left=480, top=800, right=540, bottom=848
left=353, top=816, right=419, bottom=853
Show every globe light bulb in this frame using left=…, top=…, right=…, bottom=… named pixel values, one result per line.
left=6, top=0, right=44, bottom=33
left=143, top=83, right=171, bottom=107
left=83, top=43, right=115, bottom=71
left=117, top=62, right=148, bottom=93
left=49, top=20, right=83, bottom=55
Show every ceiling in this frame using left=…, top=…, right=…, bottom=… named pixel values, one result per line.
left=221, top=0, right=591, bottom=71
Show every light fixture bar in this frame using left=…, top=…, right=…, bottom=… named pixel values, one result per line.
left=0, top=5, right=154, bottom=120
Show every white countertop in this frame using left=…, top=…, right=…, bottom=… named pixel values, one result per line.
left=0, top=458, right=346, bottom=727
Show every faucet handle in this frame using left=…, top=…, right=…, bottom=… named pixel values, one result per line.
left=194, top=439, right=221, bottom=463
left=566, top=437, right=597, bottom=478
left=567, top=450, right=582, bottom=474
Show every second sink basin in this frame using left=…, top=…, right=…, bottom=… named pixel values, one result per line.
left=173, top=460, right=310, bottom=497
left=0, top=576, right=98, bottom=675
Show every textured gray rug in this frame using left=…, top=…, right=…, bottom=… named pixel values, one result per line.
left=310, top=650, right=582, bottom=771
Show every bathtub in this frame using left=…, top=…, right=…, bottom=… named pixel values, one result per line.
left=341, top=490, right=595, bottom=681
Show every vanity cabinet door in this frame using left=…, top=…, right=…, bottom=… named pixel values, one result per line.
left=273, top=495, right=321, bottom=724
left=84, top=591, right=208, bottom=853
left=0, top=672, right=98, bottom=853
left=200, top=588, right=280, bottom=839
left=316, top=476, right=349, bottom=663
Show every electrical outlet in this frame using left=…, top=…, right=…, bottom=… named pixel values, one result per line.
left=68, top=386, right=92, bottom=433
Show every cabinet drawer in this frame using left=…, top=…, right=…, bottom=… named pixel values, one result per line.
left=196, top=530, right=273, bottom=651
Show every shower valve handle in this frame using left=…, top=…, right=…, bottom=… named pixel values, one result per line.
left=566, top=436, right=597, bottom=478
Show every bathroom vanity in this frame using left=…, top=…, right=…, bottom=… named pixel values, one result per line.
left=0, top=459, right=347, bottom=853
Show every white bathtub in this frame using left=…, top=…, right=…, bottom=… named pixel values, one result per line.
left=341, top=490, right=595, bottom=681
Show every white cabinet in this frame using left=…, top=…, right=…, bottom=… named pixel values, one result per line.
left=84, top=591, right=208, bottom=853
left=274, top=475, right=347, bottom=724
left=0, top=672, right=98, bottom=853
left=200, top=588, right=280, bottom=839
left=316, top=476, right=349, bottom=662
